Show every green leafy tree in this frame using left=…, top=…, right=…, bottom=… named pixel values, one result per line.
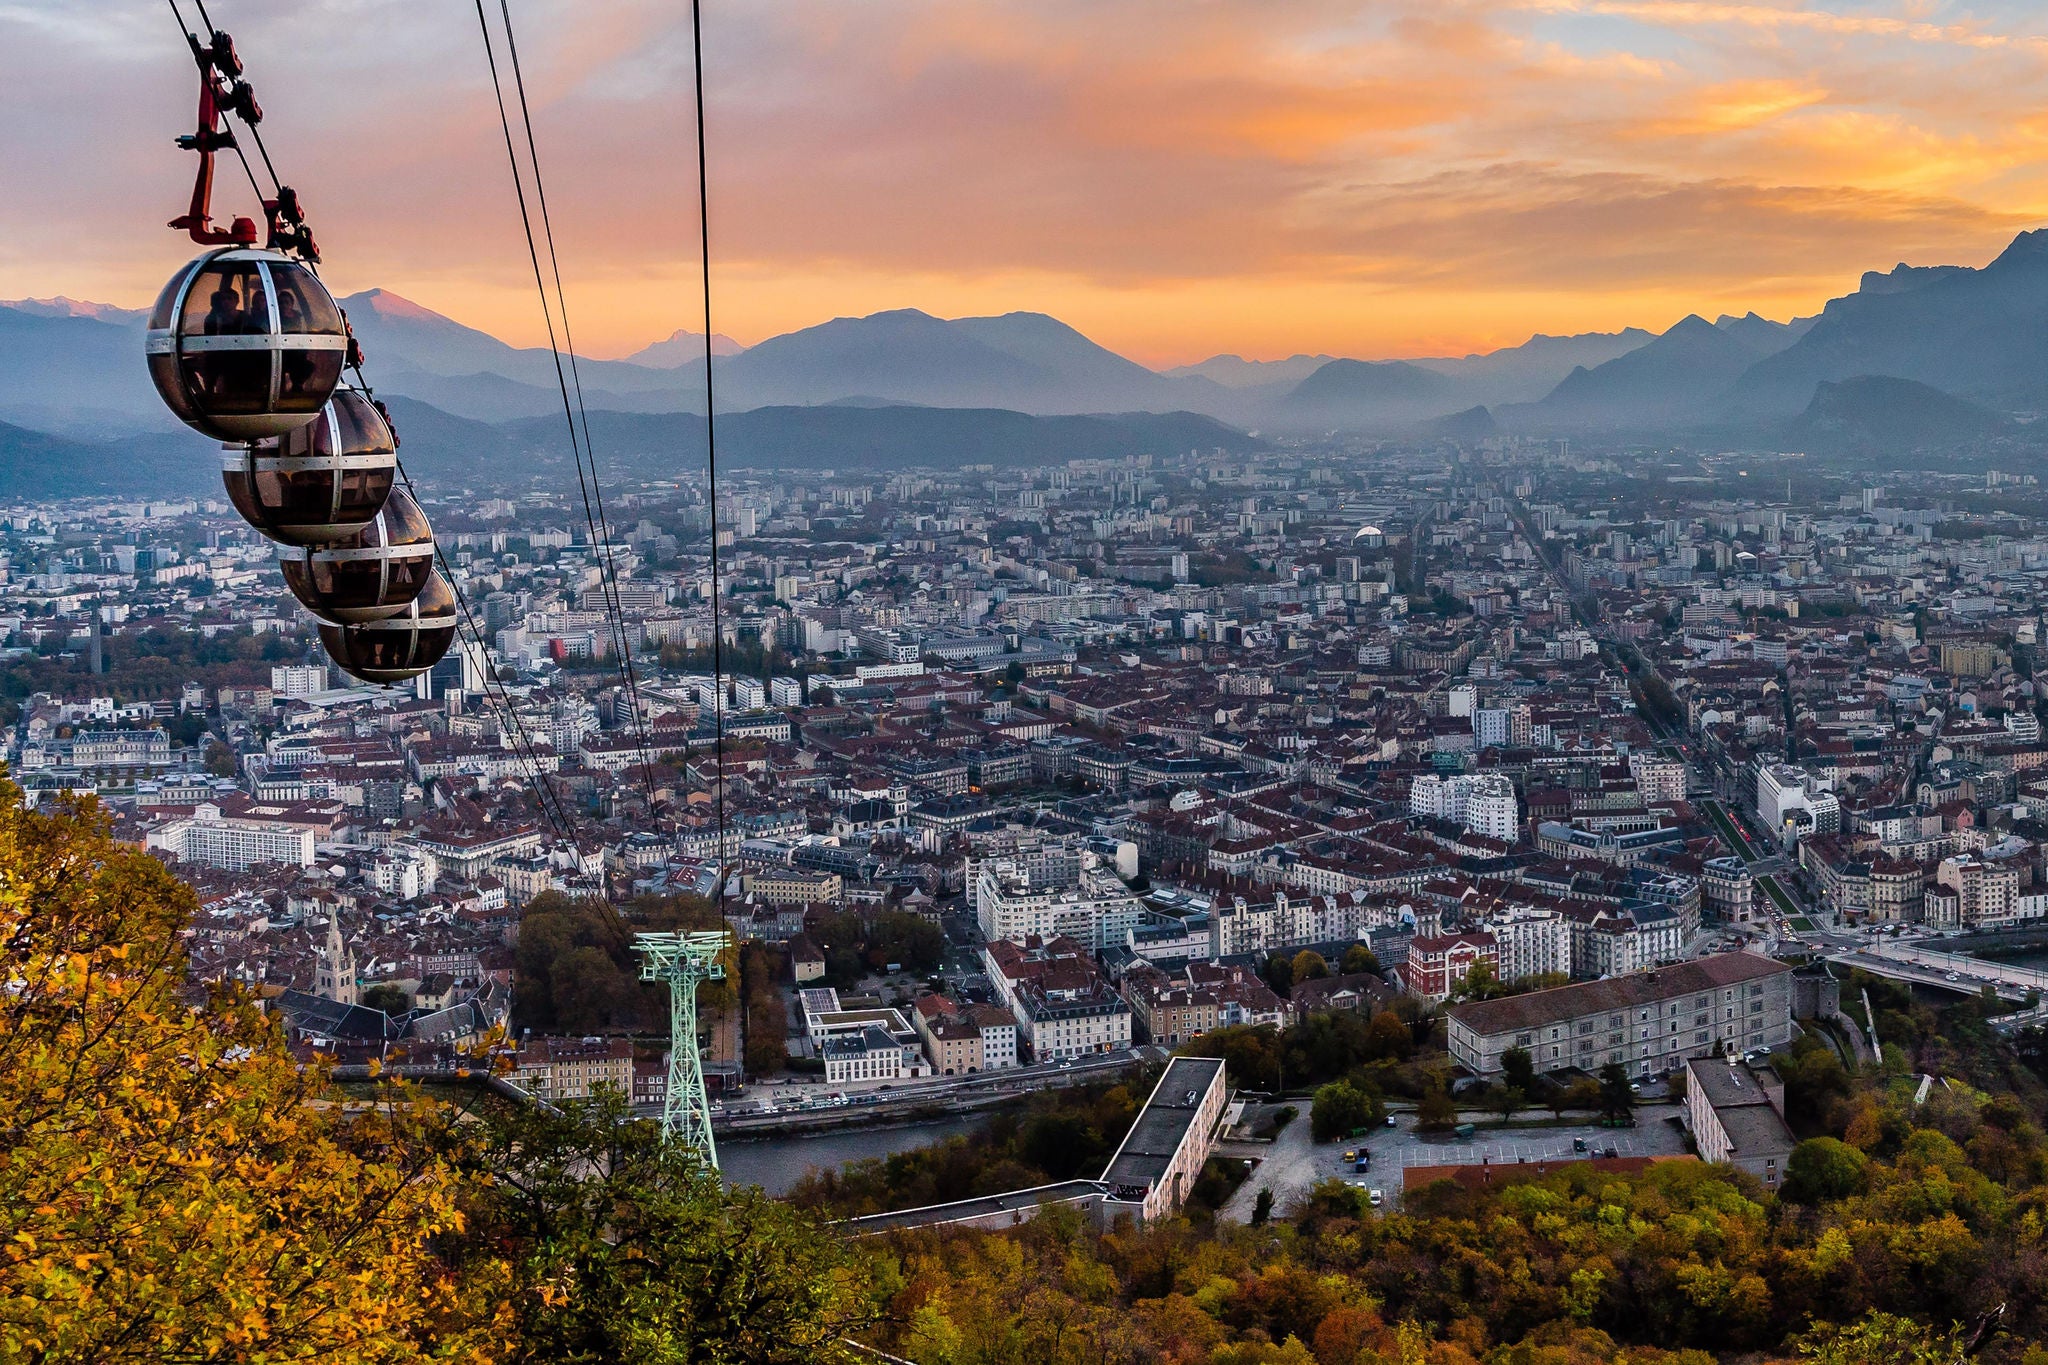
left=1502, top=1045, right=1537, bottom=1095
left=1311, top=1081, right=1383, bottom=1140
left=1454, top=959, right=1503, bottom=1000
left=450, top=1090, right=882, bottom=1363
left=361, top=982, right=411, bottom=1016
left=1563, top=1077, right=1605, bottom=1115
left=1416, top=1085, right=1458, bottom=1131
left=1598, top=1062, right=1636, bottom=1122
left=1783, top=1136, right=1869, bottom=1203
left=1341, top=944, right=1381, bottom=975
left=1793, top=1312, right=1968, bottom=1365
left=1263, top=951, right=1295, bottom=996
left=1364, top=1009, right=1413, bottom=1060
left=1291, top=950, right=1330, bottom=984
left=0, top=784, right=481, bottom=1363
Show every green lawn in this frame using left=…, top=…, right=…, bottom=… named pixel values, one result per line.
left=1758, top=876, right=1800, bottom=917
left=1702, top=802, right=1752, bottom=858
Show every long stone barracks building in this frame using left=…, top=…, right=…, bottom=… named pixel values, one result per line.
left=1100, top=1056, right=1229, bottom=1222
left=1447, top=952, right=1796, bottom=1081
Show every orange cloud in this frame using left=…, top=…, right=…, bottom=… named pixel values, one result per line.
left=1, top=0, right=2045, bottom=368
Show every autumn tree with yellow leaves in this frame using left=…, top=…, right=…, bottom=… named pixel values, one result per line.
left=0, top=786, right=488, bottom=1363
left=0, top=784, right=885, bottom=1365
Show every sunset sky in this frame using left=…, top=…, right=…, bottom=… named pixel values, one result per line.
left=3, top=1, right=2046, bottom=366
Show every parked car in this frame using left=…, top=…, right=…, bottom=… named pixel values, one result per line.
left=1573, top=1137, right=1588, bottom=1152
left=1368, top=1189, right=1384, bottom=1207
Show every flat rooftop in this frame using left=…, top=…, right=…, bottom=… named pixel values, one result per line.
left=1101, top=1055, right=1224, bottom=1199
left=842, top=1179, right=1106, bottom=1235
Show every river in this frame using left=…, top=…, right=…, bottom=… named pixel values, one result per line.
left=719, top=1114, right=988, bottom=1196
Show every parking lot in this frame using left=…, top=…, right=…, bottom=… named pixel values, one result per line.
left=1220, top=1106, right=1691, bottom=1221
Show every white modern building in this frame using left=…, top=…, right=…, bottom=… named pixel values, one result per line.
left=1756, top=763, right=1839, bottom=848
left=146, top=804, right=316, bottom=869
left=971, top=842, right=1144, bottom=950
left=1409, top=772, right=1520, bottom=843
left=1487, top=908, right=1571, bottom=982
left=270, top=664, right=330, bottom=698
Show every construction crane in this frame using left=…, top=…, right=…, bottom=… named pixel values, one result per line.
left=633, top=930, right=732, bottom=1166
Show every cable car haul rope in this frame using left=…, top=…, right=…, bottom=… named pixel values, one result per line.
left=146, top=2, right=729, bottom=863
left=150, top=0, right=452, bottom=688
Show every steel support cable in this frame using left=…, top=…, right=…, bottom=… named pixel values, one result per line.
left=491, top=0, right=659, bottom=807
left=344, top=357, right=576, bottom=841
left=468, top=7, right=650, bottom=930
left=387, top=457, right=578, bottom=843
left=159, top=2, right=576, bottom=844
left=472, top=0, right=658, bottom=810
left=690, top=0, right=730, bottom=874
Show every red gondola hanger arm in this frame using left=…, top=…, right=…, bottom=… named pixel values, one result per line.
left=167, top=27, right=320, bottom=261
left=169, top=28, right=255, bottom=245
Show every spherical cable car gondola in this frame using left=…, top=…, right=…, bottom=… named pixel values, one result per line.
left=223, top=386, right=397, bottom=546
left=279, top=484, right=436, bottom=624
left=318, top=569, right=458, bottom=684
left=145, top=246, right=348, bottom=441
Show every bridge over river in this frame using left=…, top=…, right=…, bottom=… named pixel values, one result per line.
left=1828, top=942, right=2048, bottom=1029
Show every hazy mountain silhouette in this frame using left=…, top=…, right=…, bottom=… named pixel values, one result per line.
left=622, top=328, right=746, bottom=367
left=14, top=227, right=2048, bottom=455
left=1411, top=329, right=1657, bottom=406
left=1784, top=375, right=2014, bottom=455
left=1531, top=314, right=1800, bottom=426
left=488, top=403, right=1260, bottom=475
left=1163, top=354, right=1337, bottom=389
left=0, top=419, right=213, bottom=498
left=338, top=290, right=703, bottom=420
left=1723, top=230, right=2048, bottom=417
left=1274, top=359, right=1461, bottom=429
left=715, top=308, right=1224, bottom=415
left=0, top=304, right=170, bottom=433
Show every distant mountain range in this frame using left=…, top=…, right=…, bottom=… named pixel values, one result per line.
left=7, top=226, right=2048, bottom=498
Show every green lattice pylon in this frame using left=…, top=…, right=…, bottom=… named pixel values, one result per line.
left=632, top=929, right=730, bottom=1166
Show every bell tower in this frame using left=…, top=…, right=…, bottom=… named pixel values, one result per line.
left=313, top=915, right=359, bottom=1007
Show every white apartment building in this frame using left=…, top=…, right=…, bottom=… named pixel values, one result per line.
left=821, top=1024, right=931, bottom=1085
left=1488, top=909, right=1571, bottom=982
left=971, top=845, right=1143, bottom=950
left=1408, top=772, right=1520, bottom=843
left=270, top=663, right=330, bottom=698
left=1932, top=854, right=2020, bottom=930
left=1629, top=752, right=1688, bottom=804
left=146, top=805, right=315, bottom=870
left=1756, top=763, right=1839, bottom=848
left=371, top=851, right=434, bottom=901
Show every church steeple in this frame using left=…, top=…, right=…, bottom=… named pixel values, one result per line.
left=313, top=915, right=359, bottom=1007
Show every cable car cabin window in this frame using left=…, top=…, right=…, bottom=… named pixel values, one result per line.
left=179, top=262, right=273, bottom=414
left=269, top=261, right=346, bottom=415
left=226, top=390, right=398, bottom=546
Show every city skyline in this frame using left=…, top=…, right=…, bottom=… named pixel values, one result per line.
left=4, top=1, right=2046, bottom=366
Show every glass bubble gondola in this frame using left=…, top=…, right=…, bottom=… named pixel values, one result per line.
left=280, top=485, right=436, bottom=624
left=144, top=246, right=347, bottom=441
left=223, top=387, right=397, bottom=546
left=319, top=569, right=457, bottom=684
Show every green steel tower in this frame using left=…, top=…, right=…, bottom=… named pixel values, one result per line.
left=632, top=929, right=731, bottom=1166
